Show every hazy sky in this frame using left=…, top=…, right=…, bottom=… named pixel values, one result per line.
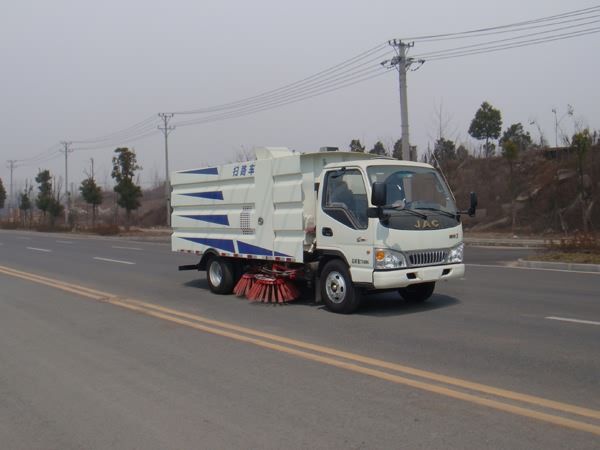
left=1, top=0, right=599, bottom=197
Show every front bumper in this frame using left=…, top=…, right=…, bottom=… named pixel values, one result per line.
left=372, top=263, right=465, bottom=289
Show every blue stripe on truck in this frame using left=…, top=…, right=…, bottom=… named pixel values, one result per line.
left=182, top=237, right=235, bottom=253
left=179, top=167, right=219, bottom=175
left=237, top=241, right=273, bottom=257
left=181, top=191, right=224, bottom=200
left=180, top=214, right=230, bottom=226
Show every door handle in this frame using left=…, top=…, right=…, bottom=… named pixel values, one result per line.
left=322, top=227, right=333, bottom=237
left=356, top=236, right=367, bottom=242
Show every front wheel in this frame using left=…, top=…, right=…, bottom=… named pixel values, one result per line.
left=320, top=260, right=361, bottom=314
left=398, top=282, right=435, bottom=303
left=206, top=256, right=235, bottom=294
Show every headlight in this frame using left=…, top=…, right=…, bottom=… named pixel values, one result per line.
left=374, top=248, right=407, bottom=270
left=447, top=243, right=464, bottom=263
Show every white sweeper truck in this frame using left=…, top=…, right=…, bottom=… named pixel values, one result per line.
left=171, top=147, right=476, bottom=314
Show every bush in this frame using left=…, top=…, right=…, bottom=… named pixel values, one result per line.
left=545, top=233, right=600, bottom=254
left=92, top=224, right=120, bottom=236
left=0, top=221, right=18, bottom=230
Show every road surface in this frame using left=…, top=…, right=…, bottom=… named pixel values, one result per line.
left=0, top=229, right=598, bottom=449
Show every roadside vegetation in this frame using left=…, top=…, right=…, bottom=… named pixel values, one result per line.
left=0, top=102, right=598, bottom=263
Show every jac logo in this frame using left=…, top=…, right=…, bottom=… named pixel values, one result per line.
left=414, top=219, right=440, bottom=229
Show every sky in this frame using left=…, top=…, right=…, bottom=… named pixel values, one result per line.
left=1, top=0, right=599, bottom=203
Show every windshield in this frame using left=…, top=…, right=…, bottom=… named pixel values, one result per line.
left=367, top=165, right=457, bottom=214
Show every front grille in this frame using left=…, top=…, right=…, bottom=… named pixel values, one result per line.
left=407, top=250, right=447, bottom=267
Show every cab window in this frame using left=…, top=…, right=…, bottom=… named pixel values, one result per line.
left=322, top=170, right=368, bottom=229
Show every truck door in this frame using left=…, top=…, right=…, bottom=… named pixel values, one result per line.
left=317, top=169, right=373, bottom=284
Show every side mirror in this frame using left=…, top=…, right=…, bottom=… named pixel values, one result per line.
left=371, top=182, right=386, bottom=206
left=467, top=192, right=477, bottom=217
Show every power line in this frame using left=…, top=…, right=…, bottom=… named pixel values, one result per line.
left=70, top=115, right=160, bottom=144
left=71, top=127, right=160, bottom=152
left=172, top=66, right=391, bottom=128
left=171, top=42, right=390, bottom=115
left=403, top=5, right=600, bottom=42
left=416, top=26, right=600, bottom=61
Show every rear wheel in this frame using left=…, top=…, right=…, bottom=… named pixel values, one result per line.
left=398, top=282, right=435, bottom=303
left=320, top=260, right=361, bottom=314
left=206, top=256, right=235, bottom=294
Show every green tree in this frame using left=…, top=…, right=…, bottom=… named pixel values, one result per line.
left=392, top=139, right=403, bottom=159
left=571, top=129, right=593, bottom=232
left=47, top=195, right=64, bottom=226
left=35, top=169, right=53, bottom=220
left=433, top=138, right=457, bottom=165
left=456, top=144, right=469, bottom=161
left=349, top=139, right=365, bottom=152
left=468, top=101, right=502, bottom=157
left=112, top=147, right=142, bottom=230
left=80, top=177, right=103, bottom=227
left=19, top=182, right=33, bottom=227
left=0, top=177, right=6, bottom=209
left=369, top=141, right=387, bottom=156
left=499, top=123, right=532, bottom=153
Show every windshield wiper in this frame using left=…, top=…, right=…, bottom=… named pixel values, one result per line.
left=383, top=204, right=428, bottom=219
left=413, top=206, right=457, bottom=218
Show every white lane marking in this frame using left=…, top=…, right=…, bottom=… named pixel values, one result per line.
left=546, top=316, right=600, bottom=327
left=56, top=240, right=74, bottom=244
left=111, top=245, right=143, bottom=251
left=467, top=263, right=600, bottom=275
left=93, top=257, right=136, bottom=265
left=26, top=247, right=52, bottom=253
left=16, top=236, right=32, bottom=240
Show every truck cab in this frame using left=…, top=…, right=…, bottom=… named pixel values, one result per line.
left=316, top=159, right=468, bottom=313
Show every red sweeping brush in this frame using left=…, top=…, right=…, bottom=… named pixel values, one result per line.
left=247, top=274, right=300, bottom=303
left=233, top=272, right=256, bottom=297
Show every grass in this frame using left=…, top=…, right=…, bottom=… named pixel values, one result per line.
left=525, top=252, right=600, bottom=264
left=527, top=234, right=600, bottom=264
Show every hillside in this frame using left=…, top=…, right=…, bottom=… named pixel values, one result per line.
left=440, top=146, right=599, bottom=236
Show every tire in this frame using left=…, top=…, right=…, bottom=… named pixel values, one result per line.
left=206, top=257, right=235, bottom=295
left=320, top=260, right=361, bottom=314
left=399, top=282, right=435, bottom=303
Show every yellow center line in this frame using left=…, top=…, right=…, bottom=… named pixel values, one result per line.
left=1, top=264, right=599, bottom=436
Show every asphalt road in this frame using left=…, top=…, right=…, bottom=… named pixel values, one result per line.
left=0, top=229, right=599, bottom=449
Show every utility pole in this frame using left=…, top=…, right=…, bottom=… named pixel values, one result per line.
left=382, top=40, right=424, bottom=161
left=158, top=113, right=175, bottom=226
left=60, top=141, right=73, bottom=225
left=7, top=160, right=17, bottom=218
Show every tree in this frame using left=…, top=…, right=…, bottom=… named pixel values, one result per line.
left=456, top=144, right=469, bottom=161
left=349, top=139, right=365, bottom=152
left=34, top=170, right=63, bottom=226
left=80, top=177, right=103, bottom=227
left=369, top=141, right=387, bottom=156
left=0, top=178, right=6, bottom=209
left=35, top=169, right=53, bottom=220
left=19, top=182, right=33, bottom=227
left=571, top=129, right=593, bottom=232
left=499, top=123, right=532, bottom=153
left=47, top=195, right=64, bottom=226
left=433, top=138, right=457, bottom=165
left=392, top=139, right=403, bottom=159
left=112, top=147, right=142, bottom=230
left=468, top=101, right=502, bottom=157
